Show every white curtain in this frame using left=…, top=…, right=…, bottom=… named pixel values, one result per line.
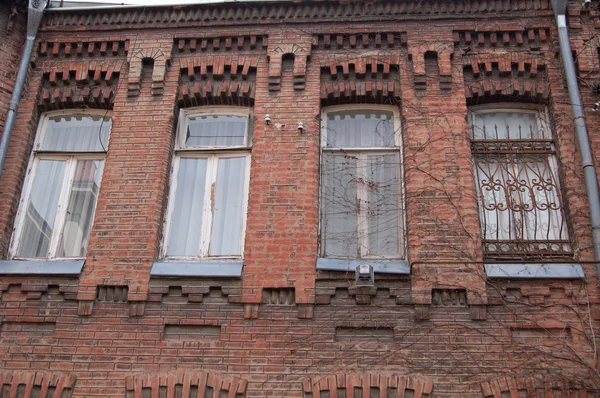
left=186, top=115, right=246, bottom=147
left=326, top=110, right=395, bottom=148
left=57, top=160, right=103, bottom=257
left=209, top=157, right=246, bottom=256
left=472, top=111, right=540, bottom=140
left=43, top=115, right=110, bottom=152
left=17, top=160, right=65, bottom=258
left=167, top=158, right=208, bottom=257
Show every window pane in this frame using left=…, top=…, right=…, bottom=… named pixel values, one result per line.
left=57, top=160, right=103, bottom=258
left=326, top=110, right=395, bottom=148
left=16, top=160, right=66, bottom=258
left=209, top=157, right=247, bottom=256
left=365, top=154, right=401, bottom=256
left=321, top=153, right=358, bottom=257
left=167, top=158, right=208, bottom=257
left=472, top=112, right=540, bottom=140
left=186, top=115, right=246, bottom=147
left=41, top=115, right=111, bottom=152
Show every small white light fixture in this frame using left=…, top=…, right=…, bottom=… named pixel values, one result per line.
left=355, top=264, right=375, bottom=287
left=297, top=122, right=304, bottom=133
left=582, top=0, right=592, bottom=8
left=593, top=101, right=600, bottom=111
left=265, top=114, right=271, bottom=124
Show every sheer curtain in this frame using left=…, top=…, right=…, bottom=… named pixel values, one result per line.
left=167, top=158, right=208, bottom=257
left=209, top=157, right=246, bottom=256
left=43, top=115, right=110, bottom=152
left=321, top=153, right=358, bottom=257
left=57, top=160, right=104, bottom=257
left=16, top=160, right=66, bottom=258
left=186, top=115, right=246, bottom=147
left=326, top=110, right=395, bottom=148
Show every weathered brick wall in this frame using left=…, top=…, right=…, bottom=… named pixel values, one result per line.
left=0, top=0, right=599, bottom=396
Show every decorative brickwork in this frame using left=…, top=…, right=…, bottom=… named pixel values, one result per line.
left=125, top=371, right=248, bottom=398
left=176, top=35, right=267, bottom=53
left=0, top=371, right=76, bottom=398
left=38, top=61, right=120, bottom=110
left=480, top=375, right=596, bottom=397
left=38, top=39, right=128, bottom=58
left=267, top=32, right=311, bottom=91
left=320, top=55, right=401, bottom=103
left=178, top=55, right=258, bottom=106
left=312, top=32, right=407, bottom=50
left=462, top=53, right=548, bottom=102
left=302, top=374, right=433, bottom=398
left=127, top=47, right=171, bottom=97
left=453, top=28, right=550, bottom=49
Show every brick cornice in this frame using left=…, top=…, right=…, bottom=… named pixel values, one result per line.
left=41, top=0, right=552, bottom=32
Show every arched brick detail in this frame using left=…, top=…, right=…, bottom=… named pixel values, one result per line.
left=127, top=47, right=170, bottom=97
left=480, top=375, right=598, bottom=397
left=302, top=374, right=433, bottom=397
left=125, top=371, right=248, bottom=397
left=267, top=32, right=312, bottom=91
left=0, top=371, right=77, bottom=397
left=407, top=31, right=453, bottom=93
left=462, top=53, right=548, bottom=102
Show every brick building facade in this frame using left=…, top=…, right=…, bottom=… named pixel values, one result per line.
left=0, top=0, right=599, bottom=396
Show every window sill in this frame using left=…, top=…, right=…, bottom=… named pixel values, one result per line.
left=0, top=259, right=84, bottom=275
left=150, top=260, right=243, bottom=277
left=485, top=263, right=585, bottom=279
left=316, top=258, right=410, bottom=274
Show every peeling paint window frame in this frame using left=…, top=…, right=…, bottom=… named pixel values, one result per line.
left=9, top=109, right=111, bottom=261
left=161, top=106, right=252, bottom=261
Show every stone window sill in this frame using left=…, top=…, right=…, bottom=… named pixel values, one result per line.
left=0, top=259, right=84, bottom=275
left=150, top=260, right=243, bottom=277
left=484, top=263, right=585, bottom=279
left=316, top=258, right=410, bottom=274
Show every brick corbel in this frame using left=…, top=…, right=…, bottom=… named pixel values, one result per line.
left=408, top=40, right=453, bottom=92
left=127, top=47, right=171, bottom=96
left=267, top=34, right=312, bottom=91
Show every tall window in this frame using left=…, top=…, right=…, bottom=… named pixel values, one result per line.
left=320, top=105, right=405, bottom=259
left=469, top=106, right=570, bottom=259
left=162, top=107, right=251, bottom=260
left=10, top=111, right=110, bottom=259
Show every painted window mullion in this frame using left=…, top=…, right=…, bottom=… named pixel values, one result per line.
left=356, top=153, right=368, bottom=258
left=199, top=155, right=218, bottom=257
left=48, top=156, right=77, bottom=258
left=163, top=155, right=181, bottom=258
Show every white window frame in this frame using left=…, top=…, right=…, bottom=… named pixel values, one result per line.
left=161, top=106, right=252, bottom=261
left=469, top=104, right=570, bottom=251
left=319, top=104, right=406, bottom=260
left=9, top=109, right=110, bottom=260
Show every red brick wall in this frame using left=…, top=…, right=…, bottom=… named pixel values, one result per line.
left=0, top=1, right=599, bottom=396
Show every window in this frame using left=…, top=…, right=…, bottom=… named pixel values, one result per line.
left=162, top=107, right=251, bottom=260
left=469, top=105, right=570, bottom=259
left=10, top=111, right=110, bottom=259
left=320, top=105, right=405, bottom=259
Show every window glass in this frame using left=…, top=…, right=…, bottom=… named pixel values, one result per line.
left=472, top=111, right=540, bottom=140
left=16, top=160, right=66, bottom=258
left=186, top=115, right=246, bottom=147
left=167, top=158, right=208, bottom=257
left=41, top=115, right=111, bottom=152
left=326, top=110, right=395, bottom=148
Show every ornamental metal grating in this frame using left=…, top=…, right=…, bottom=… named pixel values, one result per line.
left=470, top=109, right=571, bottom=260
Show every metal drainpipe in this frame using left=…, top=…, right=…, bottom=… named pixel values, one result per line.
left=551, top=0, right=600, bottom=278
left=0, top=0, right=48, bottom=179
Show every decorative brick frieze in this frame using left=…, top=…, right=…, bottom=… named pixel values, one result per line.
left=454, top=27, right=550, bottom=49
left=178, top=55, right=258, bottom=107
left=302, top=374, right=433, bottom=398
left=41, top=0, right=552, bottom=32
left=127, top=46, right=171, bottom=97
left=176, top=35, right=267, bottom=53
left=431, top=289, right=467, bottom=307
left=320, top=55, right=401, bottom=103
left=0, top=281, right=77, bottom=301
left=408, top=37, right=453, bottom=94
left=147, top=283, right=241, bottom=305
left=267, top=32, right=312, bottom=91
left=0, top=371, right=77, bottom=398
left=480, top=375, right=595, bottom=397
left=462, top=53, right=548, bottom=102
left=38, top=61, right=121, bottom=110
left=312, top=32, right=407, bottom=50
left=125, top=371, right=248, bottom=398
left=96, top=285, right=128, bottom=303
left=38, top=39, right=128, bottom=58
